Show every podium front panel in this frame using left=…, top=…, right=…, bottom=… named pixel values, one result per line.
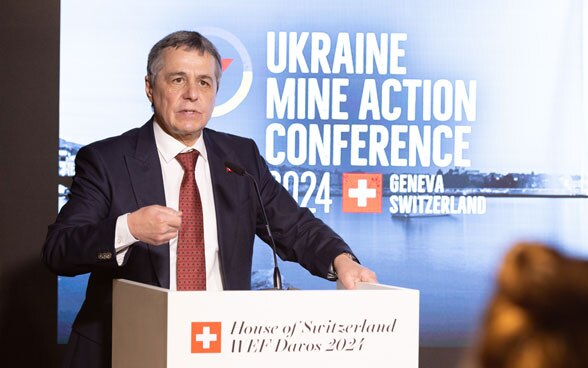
left=166, top=287, right=418, bottom=367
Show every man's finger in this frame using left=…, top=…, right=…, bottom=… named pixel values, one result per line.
left=165, top=213, right=182, bottom=229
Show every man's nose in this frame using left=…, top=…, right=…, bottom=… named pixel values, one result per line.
left=183, top=82, right=199, bottom=100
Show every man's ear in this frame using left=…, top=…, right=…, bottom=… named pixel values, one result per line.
left=145, top=76, right=153, bottom=103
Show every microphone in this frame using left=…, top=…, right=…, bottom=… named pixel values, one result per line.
left=225, top=161, right=283, bottom=290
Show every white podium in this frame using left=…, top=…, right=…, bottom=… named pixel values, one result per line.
left=112, top=279, right=419, bottom=368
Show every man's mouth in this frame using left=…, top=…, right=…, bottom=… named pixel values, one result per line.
left=178, top=109, right=198, bottom=115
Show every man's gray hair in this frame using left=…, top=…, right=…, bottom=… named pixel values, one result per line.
left=147, top=30, right=222, bottom=87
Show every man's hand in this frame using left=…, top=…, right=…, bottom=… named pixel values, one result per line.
left=334, top=253, right=378, bottom=289
left=127, top=205, right=182, bottom=245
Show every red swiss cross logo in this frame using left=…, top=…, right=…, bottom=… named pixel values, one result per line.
left=191, top=322, right=222, bottom=353
left=342, top=173, right=383, bottom=213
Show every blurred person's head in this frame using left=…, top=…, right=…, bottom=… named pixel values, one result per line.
left=471, top=242, right=588, bottom=368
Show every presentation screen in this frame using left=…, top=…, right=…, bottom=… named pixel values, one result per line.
left=58, top=0, right=588, bottom=347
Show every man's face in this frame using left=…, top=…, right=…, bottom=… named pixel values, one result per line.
left=145, top=47, right=218, bottom=146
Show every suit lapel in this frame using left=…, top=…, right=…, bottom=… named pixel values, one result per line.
left=204, top=130, right=243, bottom=288
left=125, top=120, right=170, bottom=288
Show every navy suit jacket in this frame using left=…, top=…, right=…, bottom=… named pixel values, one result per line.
left=43, top=119, right=352, bottom=367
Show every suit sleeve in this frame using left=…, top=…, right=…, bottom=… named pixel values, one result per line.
left=248, top=142, right=353, bottom=279
left=42, top=144, right=120, bottom=276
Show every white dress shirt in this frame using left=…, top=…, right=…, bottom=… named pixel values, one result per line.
left=113, top=121, right=223, bottom=291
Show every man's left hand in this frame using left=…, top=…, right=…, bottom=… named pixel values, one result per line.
left=334, top=253, right=378, bottom=289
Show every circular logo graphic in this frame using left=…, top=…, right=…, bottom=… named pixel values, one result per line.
left=199, top=27, right=253, bottom=117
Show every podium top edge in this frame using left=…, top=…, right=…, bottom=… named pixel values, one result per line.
left=113, top=279, right=418, bottom=293
left=113, top=279, right=170, bottom=292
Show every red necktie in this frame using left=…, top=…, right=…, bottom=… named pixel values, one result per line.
left=175, top=150, right=206, bottom=291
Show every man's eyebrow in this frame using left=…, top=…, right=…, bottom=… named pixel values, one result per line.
left=164, top=71, right=214, bottom=80
left=165, top=71, right=188, bottom=78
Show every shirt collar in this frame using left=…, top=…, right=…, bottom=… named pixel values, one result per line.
left=152, top=120, right=208, bottom=164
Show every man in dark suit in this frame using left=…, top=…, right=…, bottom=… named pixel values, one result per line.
left=43, top=31, right=377, bottom=368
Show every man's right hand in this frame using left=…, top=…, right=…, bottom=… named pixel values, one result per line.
left=127, top=205, right=182, bottom=245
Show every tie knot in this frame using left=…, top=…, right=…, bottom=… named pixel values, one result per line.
left=176, top=150, right=199, bottom=173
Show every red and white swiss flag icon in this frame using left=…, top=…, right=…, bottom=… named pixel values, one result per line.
left=191, top=322, right=222, bottom=353
left=342, top=173, right=383, bottom=213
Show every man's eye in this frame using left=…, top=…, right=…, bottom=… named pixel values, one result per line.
left=172, top=77, right=184, bottom=84
left=199, top=80, right=210, bottom=87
